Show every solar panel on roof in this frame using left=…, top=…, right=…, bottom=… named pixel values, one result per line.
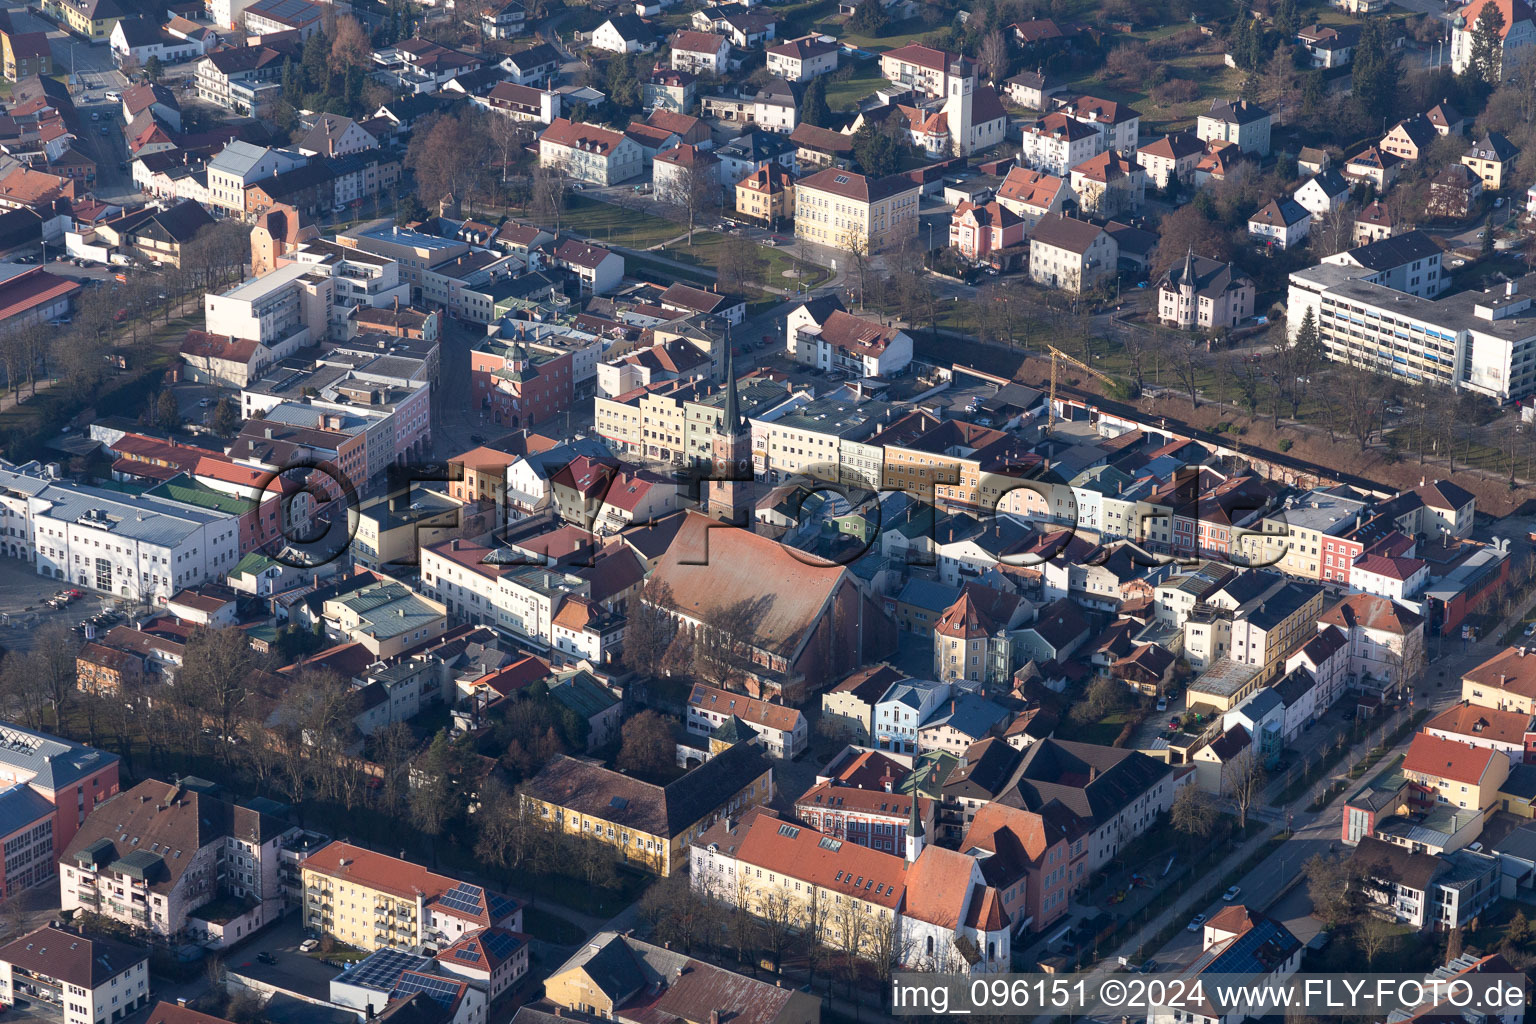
left=393, top=972, right=463, bottom=1009
left=481, top=931, right=521, bottom=959
left=609, top=796, right=628, bottom=809
left=452, top=948, right=483, bottom=963
left=436, top=881, right=487, bottom=916
left=345, top=948, right=432, bottom=991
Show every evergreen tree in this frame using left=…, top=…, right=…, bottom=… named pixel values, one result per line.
left=280, top=56, right=298, bottom=99
left=1351, top=17, right=1400, bottom=123
left=155, top=391, right=180, bottom=431
left=1230, top=15, right=1253, bottom=70
left=211, top=397, right=241, bottom=436
left=1293, top=306, right=1322, bottom=362
left=799, top=76, right=831, bottom=127
left=1481, top=213, right=1495, bottom=258
left=301, top=29, right=331, bottom=93
left=1246, top=23, right=1265, bottom=71
left=850, top=122, right=903, bottom=176
left=1274, top=0, right=1298, bottom=38
left=1466, top=1, right=1506, bottom=86
left=849, top=0, right=889, bottom=36
left=143, top=55, right=162, bottom=82
left=1300, top=70, right=1324, bottom=116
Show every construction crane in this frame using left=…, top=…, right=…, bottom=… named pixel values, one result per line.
left=1047, top=345, right=1117, bottom=432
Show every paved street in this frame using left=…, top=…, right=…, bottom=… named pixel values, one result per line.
left=7, top=5, right=137, bottom=202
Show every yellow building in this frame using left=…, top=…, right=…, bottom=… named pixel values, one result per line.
left=1462, top=131, right=1518, bottom=191
left=1402, top=732, right=1509, bottom=814
left=349, top=491, right=487, bottom=570
left=690, top=810, right=906, bottom=959
left=520, top=740, right=774, bottom=876
left=42, top=0, right=121, bottom=41
left=0, top=30, right=52, bottom=82
left=794, top=167, right=919, bottom=253
left=1462, top=646, right=1536, bottom=713
left=735, top=162, right=795, bottom=227
left=301, top=842, right=522, bottom=952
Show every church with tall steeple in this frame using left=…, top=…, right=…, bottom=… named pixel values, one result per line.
left=706, top=346, right=753, bottom=526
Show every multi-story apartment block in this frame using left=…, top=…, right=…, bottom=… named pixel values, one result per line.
left=0, top=925, right=147, bottom=1024
left=204, top=141, right=305, bottom=218
left=0, top=723, right=119, bottom=875
left=538, top=118, right=643, bottom=185
left=194, top=44, right=285, bottom=117
left=206, top=261, right=333, bottom=352
left=686, top=683, right=808, bottom=757
left=766, top=34, right=837, bottom=81
left=61, top=779, right=291, bottom=947
left=336, top=222, right=471, bottom=306
left=1027, top=214, right=1117, bottom=293
left=1055, top=94, right=1140, bottom=155
left=1019, top=112, right=1105, bottom=175
left=793, top=168, right=919, bottom=252
left=879, top=43, right=965, bottom=97
left=735, top=161, right=795, bottom=227
left=1288, top=267, right=1536, bottom=401
left=302, top=842, right=522, bottom=953
left=522, top=741, right=774, bottom=876
left=1197, top=99, right=1272, bottom=156
left=41, top=0, right=121, bottom=41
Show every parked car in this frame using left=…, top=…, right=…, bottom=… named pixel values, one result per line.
left=1524, top=622, right=1536, bottom=637
left=299, top=939, right=319, bottom=953
left=1137, top=960, right=1157, bottom=974
left=1222, top=886, right=1241, bottom=902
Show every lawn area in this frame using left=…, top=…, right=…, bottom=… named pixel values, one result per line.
left=824, top=61, right=889, bottom=112
left=1076, top=709, right=1136, bottom=745
left=837, top=17, right=943, bottom=51
left=561, top=194, right=684, bottom=248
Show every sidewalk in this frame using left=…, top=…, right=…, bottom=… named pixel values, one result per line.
left=1106, top=823, right=1280, bottom=963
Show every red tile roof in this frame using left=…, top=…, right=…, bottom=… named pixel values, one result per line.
left=1402, top=732, right=1498, bottom=787
left=0, top=267, right=78, bottom=324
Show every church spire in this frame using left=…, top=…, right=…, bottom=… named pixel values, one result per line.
left=905, top=787, right=925, bottom=863
left=1182, top=246, right=1196, bottom=283
left=718, top=340, right=743, bottom=436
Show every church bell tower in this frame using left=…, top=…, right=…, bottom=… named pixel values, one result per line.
left=706, top=345, right=753, bottom=526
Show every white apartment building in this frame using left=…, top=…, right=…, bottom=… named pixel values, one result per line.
left=204, top=141, right=306, bottom=217
left=60, top=780, right=292, bottom=948
left=1197, top=99, right=1272, bottom=156
left=0, top=925, right=148, bottom=1024
left=281, top=240, right=412, bottom=334
left=28, top=482, right=238, bottom=601
left=206, top=261, right=333, bottom=352
left=1288, top=266, right=1536, bottom=401
left=1019, top=112, right=1105, bottom=175
left=1319, top=230, right=1444, bottom=299
left=420, top=539, right=593, bottom=648
left=537, top=118, right=643, bottom=185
